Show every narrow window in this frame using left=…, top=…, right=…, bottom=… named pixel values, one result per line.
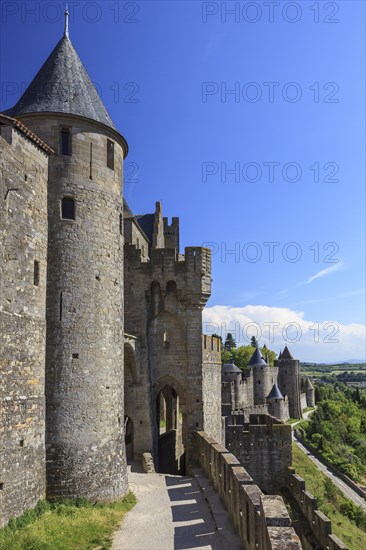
left=33, top=260, right=40, bottom=286
left=107, top=139, right=114, bottom=170
left=119, top=213, right=123, bottom=235
left=89, top=142, right=93, bottom=180
left=60, top=126, right=71, bottom=156
left=19, top=440, right=24, bottom=447
left=137, top=238, right=140, bottom=248
left=164, top=331, right=170, bottom=349
left=142, top=245, right=145, bottom=256
left=59, top=292, right=63, bottom=321
left=61, top=197, right=75, bottom=220
left=0, top=483, right=3, bottom=491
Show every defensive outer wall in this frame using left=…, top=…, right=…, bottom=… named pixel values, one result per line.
left=0, top=117, right=52, bottom=526
left=194, top=432, right=349, bottom=550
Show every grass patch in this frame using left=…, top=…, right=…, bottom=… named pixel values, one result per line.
left=287, top=418, right=300, bottom=425
left=292, top=444, right=366, bottom=549
left=0, top=492, right=136, bottom=550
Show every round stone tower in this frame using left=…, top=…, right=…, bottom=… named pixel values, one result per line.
left=5, top=20, right=128, bottom=500
left=221, top=359, right=243, bottom=410
left=249, top=347, right=272, bottom=406
left=266, top=383, right=286, bottom=421
left=305, top=377, right=315, bottom=408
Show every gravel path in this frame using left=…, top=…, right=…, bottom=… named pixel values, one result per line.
left=112, top=467, right=243, bottom=550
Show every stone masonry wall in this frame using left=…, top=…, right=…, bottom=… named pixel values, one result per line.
left=286, top=468, right=348, bottom=549
left=194, top=431, right=302, bottom=550
left=202, top=335, right=222, bottom=443
left=225, top=414, right=292, bottom=492
left=18, top=114, right=128, bottom=501
left=0, top=124, right=49, bottom=526
left=124, top=245, right=220, bottom=469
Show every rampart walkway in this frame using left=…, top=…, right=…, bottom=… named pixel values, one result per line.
left=112, top=466, right=243, bottom=550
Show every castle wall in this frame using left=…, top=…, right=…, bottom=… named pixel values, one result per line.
left=163, top=216, right=179, bottom=250
left=194, top=431, right=302, bottom=550
left=243, top=370, right=254, bottom=407
left=124, top=219, right=149, bottom=260
left=300, top=393, right=307, bottom=411
left=306, top=388, right=315, bottom=408
left=225, top=414, right=292, bottom=492
left=0, top=124, right=49, bottom=525
left=286, top=468, right=348, bottom=549
left=124, top=245, right=220, bottom=468
left=202, top=335, right=222, bottom=443
left=18, top=114, right=128, bottom=501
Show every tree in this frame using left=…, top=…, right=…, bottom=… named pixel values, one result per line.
left=224, top=333, right=236, bottom=351
left=360, top=414, right=366, bottom=435
left=250, top=336, right=257, bottom=347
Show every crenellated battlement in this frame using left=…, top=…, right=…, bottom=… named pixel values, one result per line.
left=125, top=244, right=212, bottom=306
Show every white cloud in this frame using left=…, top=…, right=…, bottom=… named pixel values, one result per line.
left=203, top=304, right=366, bottom=362
left=304, top=262, right=343, bottom=285
left=278, top=262, right=344, bottom=296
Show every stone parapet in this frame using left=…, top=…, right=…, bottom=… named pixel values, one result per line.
left=194, top=431, right=302, bottom=550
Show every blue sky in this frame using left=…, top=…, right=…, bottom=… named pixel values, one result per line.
left=1, top=1, right=365, bottom=361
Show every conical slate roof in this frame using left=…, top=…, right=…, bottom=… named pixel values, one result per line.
left=222, top=363, right=242, bottom=374
left=222, top=359, right=242, bottom=374
left=248, top=347, right=268, bottom=368
left=267, top=383, right=284, bottom=400
left=4, top=35, right=117, bottom=130
left=281, top=346, right=294, bottom=360
left=304, top=377, right=314, bottom=390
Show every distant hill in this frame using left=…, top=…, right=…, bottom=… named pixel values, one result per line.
left=302, top=360, right=365, bottom=366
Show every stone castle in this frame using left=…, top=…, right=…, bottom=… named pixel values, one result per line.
left=222, top=345, right=315, bottom=423
left=1, top=20, right=347, bottom=550
left=0, top=21, right=221, bottom=526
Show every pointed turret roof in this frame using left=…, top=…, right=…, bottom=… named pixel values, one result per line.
left=248, top=347, right=268, bottom=368
left=304, top=377, right=314, bottom=390
left=267, top=383, right=284, bottom=400
left=222, top=360, right=242, bottom=374
left=278, top=349, right=282, bottom=360
left=4, top=35, right=117, bottom=130
left=281, top=346, right=294, bottom=360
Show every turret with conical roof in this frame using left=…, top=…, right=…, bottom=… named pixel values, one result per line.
left=266, top=383, right=289, bottom=421
left=4, top=20, right=127, bottom=153
left=249, top=346, right=274, bottom=406
left=305, top=377, right=315, bottom=407
left=3, top=17, right=129, bottom=501
left=281, top=345, right=294, bottom=360
left=221, top=359, right=243, bottom=410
